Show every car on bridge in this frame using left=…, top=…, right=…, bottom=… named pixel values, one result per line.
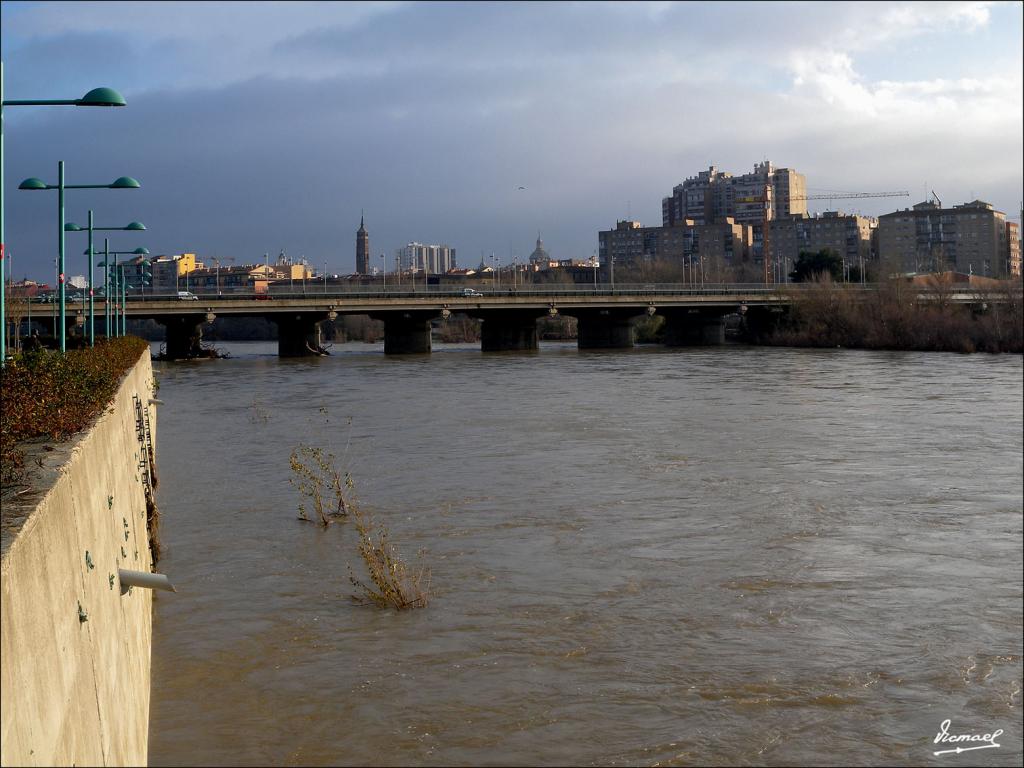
left=462, top=288, right=484, bottom=297
left=177, top=291, right=199, bottom=301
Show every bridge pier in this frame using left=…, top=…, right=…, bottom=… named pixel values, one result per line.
left=662, top=309, right=728, bottom=346
left=272, top=313, right=331, bottom=357
left=477, top=310, right=543, bottom=351
left=156, top=314, right=209, bottom=360
left=571, top=309, right=639, bottom=349
left=740, top=306, right=787, bottom=343
left=372, top=311, right=436, bottom=354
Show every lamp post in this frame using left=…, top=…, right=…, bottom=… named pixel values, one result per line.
left=19, top=165, right=139, bottom=351
left=380, top=253, right=386, bottom=293
left=97, top=247, right=148, bottom=337
left=65, top=215, right=144, bottom=345
left=1, top=67, right=126, bottom=364
left=106, top=262, right=120, bottom=337
left=118, top=266, right=125, bottom=337
left=122, top=265, right=151, bottom=331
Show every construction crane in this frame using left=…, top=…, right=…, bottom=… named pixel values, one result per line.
left=733, top=189, right=911, bottom=284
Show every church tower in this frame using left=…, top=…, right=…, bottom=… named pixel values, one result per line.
left=355, top=212, right=370, bottom=274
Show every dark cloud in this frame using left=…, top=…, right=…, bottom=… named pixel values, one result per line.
left=2, top=1, right=1021, bottom=282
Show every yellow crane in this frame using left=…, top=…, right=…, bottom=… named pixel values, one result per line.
left=734, top=190, right=910, bottom=283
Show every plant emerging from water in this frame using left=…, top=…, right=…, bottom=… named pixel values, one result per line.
left=348, top=497, right=430, bottom=610
left=248, top=398, right=272, bottom=424
left=288, top=439, right=429, bottom=609
left=288, top=445, right=350, bottom=527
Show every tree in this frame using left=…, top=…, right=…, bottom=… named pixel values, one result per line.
left=789, top=249, right=843, bottom=283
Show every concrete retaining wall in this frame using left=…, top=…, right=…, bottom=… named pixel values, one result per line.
left=1, top=353, right=158, bottom=767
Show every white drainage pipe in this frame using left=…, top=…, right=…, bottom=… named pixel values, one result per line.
left=118, top=569, right=176, bottom=595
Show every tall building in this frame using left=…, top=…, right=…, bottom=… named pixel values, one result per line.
left=355, top=214, right=370, bottom=274
left=661, top=161, right=807, bottom=227
left=396, top=242, right=457, bottom=274
left=662, top=166, right=732, bottom=226
left=878, top=200, right=1012, bottom=277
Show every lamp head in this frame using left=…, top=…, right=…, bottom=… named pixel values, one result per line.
left=19, top=178, right=49, bottom=190
left=124, top=221, right=146, bottom=231
left=78, top=87, right=127, bottom=107
left=65, top=223, right=84, bottom=232
left=109, top=177, right=141, bottom=189
left=132, top=247, right=150, bottom=255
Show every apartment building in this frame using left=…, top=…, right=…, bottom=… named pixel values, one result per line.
left=1007, top=220, right=1020, bottom=278
left=150, top=253, right=204, bottom=293
left=396, top=243, right=457, bottom=274
left=768, top=212, right=877, bottom=278
left=662, top=161, right=807, bottom=227
left=598, top=218, right=751, bottom=272
left=877, top=200, right=1012, bottom=277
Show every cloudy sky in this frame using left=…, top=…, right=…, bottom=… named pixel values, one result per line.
left=2, top=0, right=1022, bottom=281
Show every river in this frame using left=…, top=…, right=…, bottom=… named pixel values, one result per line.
left=147, top=341, right=1023, bottom=766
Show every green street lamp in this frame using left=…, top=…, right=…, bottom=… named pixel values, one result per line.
left=18, top=164, right=140, bottom=352
left=66, top=216, right=145, bottom=346
left=1, top=60, right=126, bottom=364
left=98, top=247, right=148, bottom=337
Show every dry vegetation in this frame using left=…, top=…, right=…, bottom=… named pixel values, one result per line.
left=348, top=500, right=430, bottom=610
left=288, top=443, right=429, bottom=610
left=1, top=338, right=150, bottom=485
left=765, top=277, right=1023, bottom=353
left=289, top=445, right=351, bottom=527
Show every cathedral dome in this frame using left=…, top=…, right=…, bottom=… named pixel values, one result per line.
left=529, top=235, right=550, bottom=263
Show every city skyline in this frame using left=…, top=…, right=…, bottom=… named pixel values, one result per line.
left=2, top=0, right=1022, bottom=283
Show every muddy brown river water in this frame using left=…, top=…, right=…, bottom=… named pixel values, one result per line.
left=148, top=341, right=1022, bottom=766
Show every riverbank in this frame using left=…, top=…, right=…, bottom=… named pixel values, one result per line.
left=1, top=345, right=159, bottom=767
left=756, top=279, right=1023, bottom=353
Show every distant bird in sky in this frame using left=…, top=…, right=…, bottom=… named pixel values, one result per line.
left=517, top=186, right=526, bottom=190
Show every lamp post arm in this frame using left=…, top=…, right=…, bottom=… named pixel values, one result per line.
left=2, top=99, right=81, bottom=106
left=29, top=183, right=130, bottom=190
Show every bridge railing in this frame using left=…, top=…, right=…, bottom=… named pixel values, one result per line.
left=102, top=283, right=882, bottom=303
left=34, top=282, right=1019, bottom=305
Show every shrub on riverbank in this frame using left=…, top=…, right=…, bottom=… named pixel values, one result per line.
left=764, top=278, right=1023, bottom=353
left=0, top=338, right=150, bottom=485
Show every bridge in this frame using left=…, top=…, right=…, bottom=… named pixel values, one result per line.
left=25, top=283, right=999, bottom=358
left=135, top=284, right=793, bottom=358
